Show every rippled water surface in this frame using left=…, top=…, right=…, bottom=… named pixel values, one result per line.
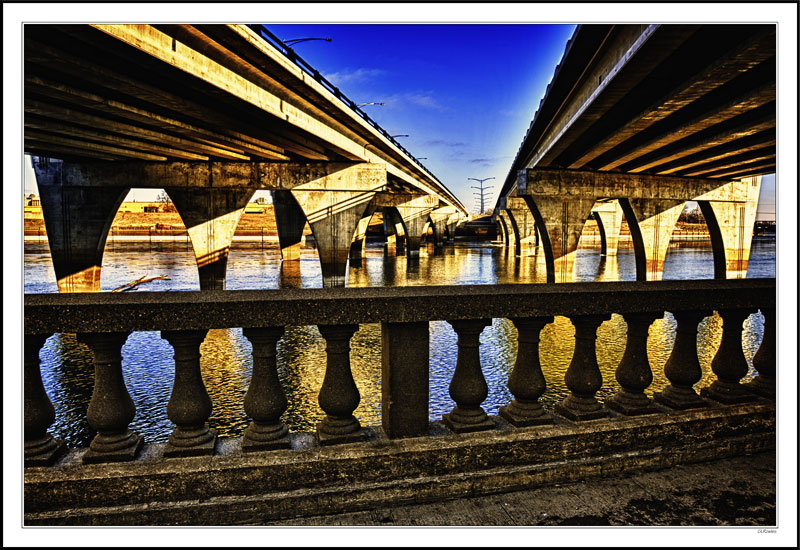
left=25, top=237, right=775, bottom=447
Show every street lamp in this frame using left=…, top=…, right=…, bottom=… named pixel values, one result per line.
left=283, top=37, right=332, bottom=46
left=357, top=102, right=385, bottom=107
left=469, top=177, right=495, bottom=215
left=391, top=134, right=409, bottom=138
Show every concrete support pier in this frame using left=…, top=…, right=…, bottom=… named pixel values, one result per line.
left=591, top=200, right=624, bottom=256
left=381, top=207, right=407, bottom=255
left=271, top=190, right=308, bottom=262
left=165, top=187, right=252, bottom=290
left=32, top=157, right=129, bottom=293
left=503, top=197, right=539, bottom=257
left=620, top=198, right=686, bottom=281
left=290, top=163, right=386, bottom=287
left=348, top=203, right=378, bottom=262
left=521, top=195, right=596, bottom=283
left=394, top=195, right=438, bottom=257
left=697, top=176, right=763, bottom=279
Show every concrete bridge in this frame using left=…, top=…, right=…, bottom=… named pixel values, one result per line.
left=494, top=23, right=775, bottom=282
left=24, top=24, right=467, bottom=290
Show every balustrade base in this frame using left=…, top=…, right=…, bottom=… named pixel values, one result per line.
left=606, top=392, right=660, bottom=416
left=499, top=402, right=553, bottom=427
left=554, top=396, right=608, bottom=421
left=701, top=382, right=761, bottom=405
left=442, top=412, right=496, bottom=434
left=744, top=377, right=775, bottom=399
left=653, top=385, right=708, bottom=411
left=83, top=434, right=143, bottom=464
left=24, top=437, right=67, bottom=468
left=242, top=424, right=291, bottom=452
left=163, top=429, right=217, bottom=458
left=242, top=435, right=292, bottom=452
left=316, top=429, right=366, bottom=446
left=317, top=416, right=365, bottom=446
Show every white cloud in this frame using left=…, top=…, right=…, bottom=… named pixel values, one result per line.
left=324, top=67, right=387, bottom=86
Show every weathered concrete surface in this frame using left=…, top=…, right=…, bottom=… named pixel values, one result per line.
left=23, top=402, right=775, bottom=525
left=32, top=157, right=129, bottom=292
left=267, top=451, right=776, bottom=526
left=24, top=279, right=775, bottom=335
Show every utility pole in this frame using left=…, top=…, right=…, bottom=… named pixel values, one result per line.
left=469, top=177, right=495, bottom=215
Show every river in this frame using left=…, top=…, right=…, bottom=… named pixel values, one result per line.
left=24, top=236, right=776, bottom=447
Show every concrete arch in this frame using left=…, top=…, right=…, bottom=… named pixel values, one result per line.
left=618, top=198, right=686, bottom=281
left=33, top=157, right=130, bottom=293
left=381, top=206, right=407, bottom=255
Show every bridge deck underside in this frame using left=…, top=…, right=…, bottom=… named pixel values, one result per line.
left=500, top=23, right=775, bottom=201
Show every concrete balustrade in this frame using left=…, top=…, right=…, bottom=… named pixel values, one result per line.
left=22, top=279, right=776, bottom=524
left=24, top=279, right=775, bottom=457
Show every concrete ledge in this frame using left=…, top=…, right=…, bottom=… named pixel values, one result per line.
left=24, top=401, right=775, bottom=525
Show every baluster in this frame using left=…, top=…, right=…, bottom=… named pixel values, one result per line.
left=77, top=332, right=143, bottom=463
left=316, top=324, right=364, bottom=445
left=654, top=311, right=710, bottom=410
left=242, top=327, right=290, bottom=451
left=161, top=330, right=216, bottom=457
left=443, top=318, right=495, bottom=433
left=607, top=312, right=661, bottom=415
left=746, top=308, right=775, bottom=398
left=701, top=309, right=760, bottom=404
left=554, top=314, right=611, bottom=421
left=24, top=334, right=66, bottom=466
left=499, top=316, right=554, bottom=427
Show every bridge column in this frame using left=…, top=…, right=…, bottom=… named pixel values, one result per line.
left=348, top=202, right=378, bottom=262
left=503, top=197, right=539, bottom=257
left=592, top=200, right=624, bottom=256
left=32, top=157, right=129, bottom=293
left=291, top=164, right=386, bottom=287
left=395, top=195, right=438, bottom=257
left=697, top=176, right=763, bottom=279
left=521, top=195, right=596, bottom=283
left=620, top=198, right=685, bottom=281
left=496, top=210, right=516, bottom=251
left=430, top=207, right=457, bottom=249
left=381, top=207, right=406, bottom=256
left=271, top=190, right=308, bottom=262
left=165, top=187, right=252, bottom=290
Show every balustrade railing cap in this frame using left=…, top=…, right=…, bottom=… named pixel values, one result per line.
left=24, top=279, right=775, bottom=335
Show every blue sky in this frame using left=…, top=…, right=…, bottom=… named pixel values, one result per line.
left=269, top=23, right=576, bottom=213
left=21, top=22, right=775, bottom=219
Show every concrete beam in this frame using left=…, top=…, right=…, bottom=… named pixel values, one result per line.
left=518, top=167, right=740, bottom=201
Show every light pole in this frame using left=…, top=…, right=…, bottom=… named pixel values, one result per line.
left=357, top=102, right=385, bottom=107
left=391, top=134, right=409, bottom=138
left=469, top=177, right=495, bottom=215
left=283, top=38, right=332, bottom=46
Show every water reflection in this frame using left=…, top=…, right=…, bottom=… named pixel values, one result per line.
left=27, top=238, right=774, bottom=447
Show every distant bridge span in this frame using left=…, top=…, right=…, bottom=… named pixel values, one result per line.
left=494, top=24, right=775, bottom=282
left=24, top=24, right=467, bottom=289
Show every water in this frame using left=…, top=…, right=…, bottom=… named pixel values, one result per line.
left=24, top=237, right=775, bottom=448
